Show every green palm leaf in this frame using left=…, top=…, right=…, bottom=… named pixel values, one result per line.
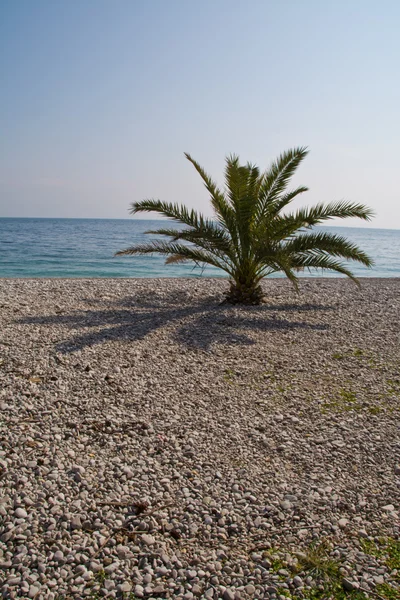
left=271, top=201, right=374, bottom=241
left=284, top=232, right=374, bottom=266
left=116, top=241, right=229, bottom=273
left=273, top=186, right=309, bottom=213
left=286, top=200, right=374, bottom=227
left=290, top=253, right=361, bottom=285
left=143, top=227, right=237, bottom=269
left=184, top=153, right=239, bottom=247
left=255, top=147, right=308, bottom=223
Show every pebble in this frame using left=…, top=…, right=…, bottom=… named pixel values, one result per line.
left=134, top=584, right=144, bottom=598
left=141, top=534, right=155, bottom=546
left=192, top=584, right=202, bottom=595
left=244, top=584, right=255, bottom=594
left=28, top=585, right=41, bottom=598
left=293, top=575, right=303, bottom=588
left=343, top=579, right=360, bottom=591
left=70, top=516, right=82, bottom=530
left=104, top=562, right=119, bottom=574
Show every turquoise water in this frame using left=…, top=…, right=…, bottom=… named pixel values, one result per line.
left=0, top=218, right=399, bottom=278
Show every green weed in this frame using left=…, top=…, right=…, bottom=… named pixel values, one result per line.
left=223, top=368, right=235, bottom=382
left=360, top=537, right=400, bottom=571
left=322, top=388, right=362, bottom=413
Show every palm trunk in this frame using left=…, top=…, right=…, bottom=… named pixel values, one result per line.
left=224, top=278, right=265, bottom=305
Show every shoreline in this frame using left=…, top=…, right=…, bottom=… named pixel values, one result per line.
left=1, top=275, right=400, bottom=280
left=1, top=278, right=399, bottom=599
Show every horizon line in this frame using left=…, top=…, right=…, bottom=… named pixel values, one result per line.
left=0, top=216, right=399, bottom=232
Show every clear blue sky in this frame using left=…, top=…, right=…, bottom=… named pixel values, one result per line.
left=1, top=0, right=399, bottom=228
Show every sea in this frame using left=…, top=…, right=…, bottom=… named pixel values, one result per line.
left=0, top=218, right=399, bottom=279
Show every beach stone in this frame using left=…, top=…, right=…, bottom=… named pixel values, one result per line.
left=70, top=516, right=82, bottom=530
left=103, top=579, right=114, bottom=590
left=116, top=545, right=132, bottom=559
left=293, top=576, right=303, bottom=588
left=358, top=529, right=369, bottom=538
left=53, top=550, right=64, bottom=562
left=134, top=584, right=144, bottom=598
left=343, top=579, right=360, bottom=591
left=75, top=565, right=86, bottom=574
left=28, top=585, right=41, bottom=598
left=104, top=562, right=119, bottom=574
left=153, top=584, right=166, bottom=594
left=284, top=495, right=298, bottom=502
left=1, top=531, right=14, bottom=543
left=245, top=584, right=256, bottom=595
left=192, top=584, right=202, bottom=596
left=141, top=534, right=155, bottom=546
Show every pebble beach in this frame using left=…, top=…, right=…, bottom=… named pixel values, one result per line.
left=0, top=277, right=399, bottom=600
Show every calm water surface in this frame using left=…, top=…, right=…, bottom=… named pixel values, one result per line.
left=0, top=218, right=399, bottom=278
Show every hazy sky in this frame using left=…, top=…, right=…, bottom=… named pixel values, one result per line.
left=1, top=0, right=399, bottom=228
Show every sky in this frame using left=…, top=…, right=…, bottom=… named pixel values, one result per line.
left=1, top=0, right=399, bottom=229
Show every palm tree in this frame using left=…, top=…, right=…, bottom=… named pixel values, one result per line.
left=116, top=148, right=374, bottom=304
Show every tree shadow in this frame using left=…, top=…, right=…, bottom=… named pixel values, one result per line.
left=17, top=291, right=331, bottom=353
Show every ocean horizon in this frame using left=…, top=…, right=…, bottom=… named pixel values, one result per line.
left=1, top=217, right=399, bottom=279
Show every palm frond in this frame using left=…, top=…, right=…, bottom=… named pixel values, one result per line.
left=115, top=240, right=230, bottom=273
left=144, top=226, right=238, bottom=268
left=185, top=152, right=239, bottom=247
left=184, top=152, right=225, bottom=207
left=224, top=157, right=261, bottom=257
left=269, top=200, right=374, bottom=242
left=286, top=200, right=375, bottom=227
left=273, top=186, right=309, bottom=213
left=129, top=199, right=199, bottom=228
left=131, top=199, right=238, bottom=257
left=291, top=252, right=361, bottom=285
left=255, top=147, right=308, bottom=223
left=284, top=232, right=374, bottom=266
left=224, top=157, right=253, bottom=217
left=143, top=228, right=189, bottom=240
left=145, top=224, right=232, bottom=251
left=254, top=244, right=300, bottom=290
